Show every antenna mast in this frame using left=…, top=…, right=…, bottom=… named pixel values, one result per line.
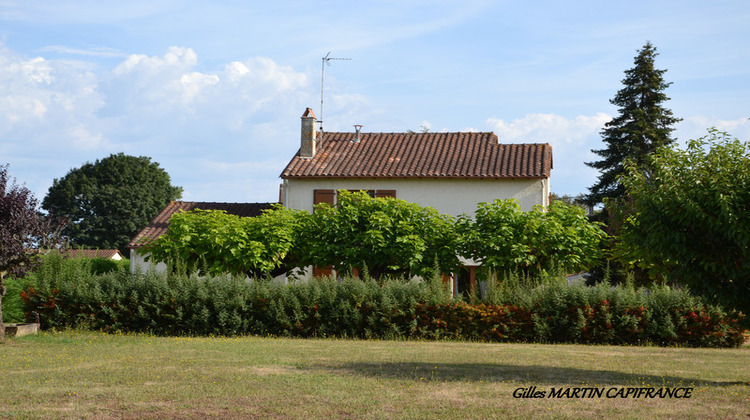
left=320, top=52, right=351, bottom=134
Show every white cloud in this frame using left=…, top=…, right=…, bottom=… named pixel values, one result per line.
left=179, top=72, right=219, bottom=105
left=0, top=46, right=101, bottom=139
left=714, top=118, right=750, bottom=139
left=675, top=116, right=750, bottom=144
left=68, top=124, right=107, bottom=150
left=0, top=44, right=317, bottom=201
left=106, top=47, right=202, bottom=113
left=487, top=113, right=611, bottom=145
left=224, top=57, right=306, bottom=92
left=38, top=45, right=125, bottom=58
left=95, top=47, right=312, bottom=138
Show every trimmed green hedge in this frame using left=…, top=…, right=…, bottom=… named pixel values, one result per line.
left=20, top=254, right=747, bottom=347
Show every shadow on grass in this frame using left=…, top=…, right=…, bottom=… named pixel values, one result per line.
left=313, top=362, right=749, bottom=387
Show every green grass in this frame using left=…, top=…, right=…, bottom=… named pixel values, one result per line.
left=1, top=331, right=748, bottom=419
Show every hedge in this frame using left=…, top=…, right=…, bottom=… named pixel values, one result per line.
left=19, top=254, right=747, bottom=347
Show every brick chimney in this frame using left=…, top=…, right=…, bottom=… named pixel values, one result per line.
left=300, top=108, right=317, bottom=158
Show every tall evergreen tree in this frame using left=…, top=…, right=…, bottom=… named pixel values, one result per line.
left=585, top=42, right=681, bottom=206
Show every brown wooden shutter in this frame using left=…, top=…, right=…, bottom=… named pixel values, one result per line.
left=313, top=189, right=335, bottom=205
left=376, top=190, right=396, bottom=198
left=313, top=266, right=334, bottom=278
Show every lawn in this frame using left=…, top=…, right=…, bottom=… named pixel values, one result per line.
left=1, top=331, right=748, bottom=419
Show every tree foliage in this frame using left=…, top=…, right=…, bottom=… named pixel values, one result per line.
left=144, top=205, right=305, bottom=278
left=585, top=42, right=681, bottom=206
left=616, top=129, right=750, bottom=316
left=0, top=164, right=64, bottom=338
left=42, top=153, right=182, bottom=253
left=298, top=191, right=460, bottom=279
left=550, top=192, right=592, bottom=215
left=459, top=199, right=606, bottom=278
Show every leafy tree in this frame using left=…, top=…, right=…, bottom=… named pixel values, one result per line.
left=550, top=192, right=592, bottom=215
left=585, top=42, right=682, bottom=206
left=459, top=199, right=606, bottom=279
left=0, top=165, right=64, bottom=339
left=616, top=129, right=750, bottom=317
left=299, top=191, right=460, bottom=279
left=43, top=153, right=182, bottom=254
left=145, top=205, right=305, bottom=278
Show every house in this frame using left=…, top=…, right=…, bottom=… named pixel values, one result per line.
left=281, top=109, right=552, bottom=214
left=279, top=108, right=553, bottom=293
left=61, top=249, right=124, bottom=260
left=127, top=109, right=553, bottom=293
left=128, top=201, right=275, bottom=273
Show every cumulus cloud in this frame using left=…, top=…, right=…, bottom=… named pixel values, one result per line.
left=675, top=116, right=750, bottom=144
left=1, top=45, right=317, bottom=201
left=487, top=113, right=611, bottom=145
left=0, top=46, right=102, bottom=142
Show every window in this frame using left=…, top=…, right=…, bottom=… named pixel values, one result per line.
left=338, top=189, right=375, bottom=201
left=313, top=189, right=396, bottom=207
left=311, top=188, right=398, bottom=280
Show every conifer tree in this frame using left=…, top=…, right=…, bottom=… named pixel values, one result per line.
left=585, top=42, right=681, bottom=206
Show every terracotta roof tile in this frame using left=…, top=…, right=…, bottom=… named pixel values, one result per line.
left=280, top=132, right=552, bottom=179
left=128, top=201, right=275, bottom=248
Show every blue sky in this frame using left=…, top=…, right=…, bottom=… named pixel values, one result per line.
left=2, top=1, right=749, bottom=204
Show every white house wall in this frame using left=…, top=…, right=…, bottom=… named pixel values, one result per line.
left=129, top=247, right=290, bottom=284
left=283, top=177, right=550, bottom=216
left=130, top=248, right=167, bottom=273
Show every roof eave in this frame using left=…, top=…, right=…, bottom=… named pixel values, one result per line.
left=281, top=175, right=550, bottom=180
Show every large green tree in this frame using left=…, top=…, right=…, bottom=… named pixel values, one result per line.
left=458, top=199, right=606, bottom=279
left=43, top=153, right=182, bottom=253
left=616, top=129, right=750, bottom=317
left=585, top=42, right=682, bottom=206
left=145, top=205, right=305, bottom=278
left=299, top=191, right=460, bottom=279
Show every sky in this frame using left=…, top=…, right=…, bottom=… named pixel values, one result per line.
left=1, top=1, right=749, bottom=205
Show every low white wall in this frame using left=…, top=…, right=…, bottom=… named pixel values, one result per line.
left=129, top=248, right=289, bottom=284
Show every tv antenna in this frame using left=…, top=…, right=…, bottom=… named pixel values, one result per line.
left=320, top=52, right=351, bottom=134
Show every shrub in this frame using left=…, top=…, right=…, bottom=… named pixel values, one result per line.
left=20, top=254, right=747, bottom=347
left=458, top=199, right=606, bottom=278
left=1, top=276, right=34, bottom=323
left=89, top=257, right=129, bottom=275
